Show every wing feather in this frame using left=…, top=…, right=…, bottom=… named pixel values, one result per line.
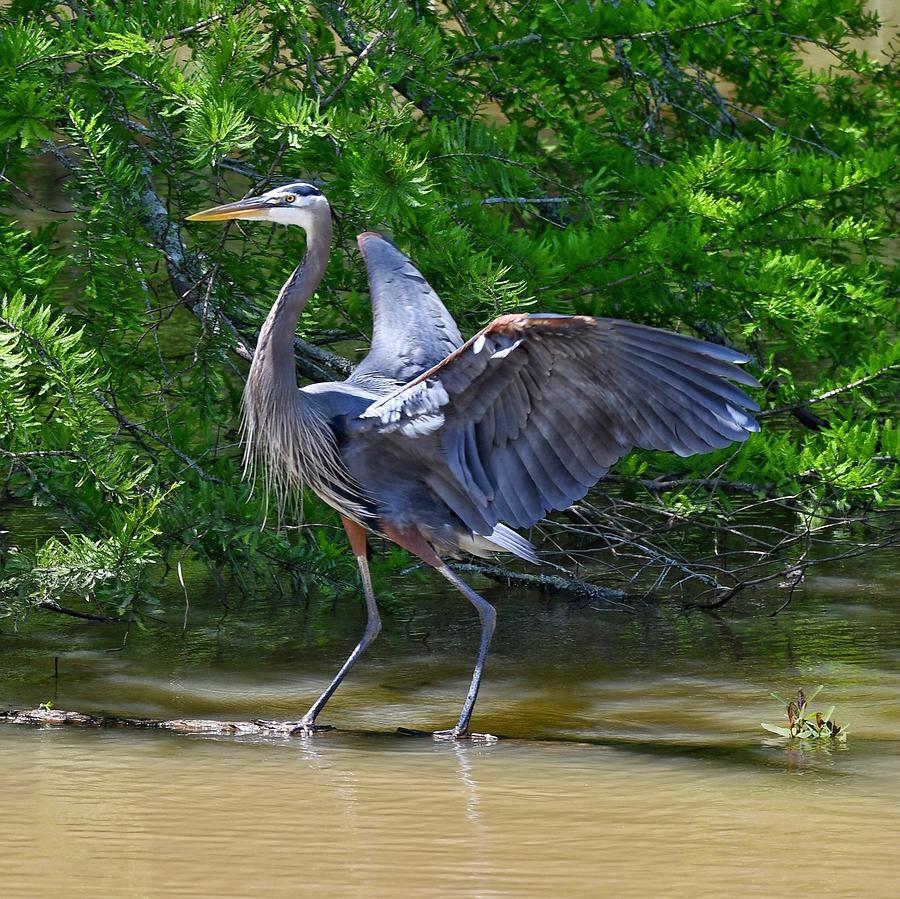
left=348, top=233, right=463, bottom=390
left=355, top=313, right=759, bottom=535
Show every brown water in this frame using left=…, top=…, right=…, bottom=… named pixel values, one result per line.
left=2, top=546, right=900, bottom=897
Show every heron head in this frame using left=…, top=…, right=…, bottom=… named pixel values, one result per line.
left=186, top=181, right=328, bottom=229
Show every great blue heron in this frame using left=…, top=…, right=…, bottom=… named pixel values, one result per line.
left=187, top=181, right=759, bottom=739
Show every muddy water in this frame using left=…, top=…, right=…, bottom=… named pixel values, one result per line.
left=2, top=549, right=900, bottom=897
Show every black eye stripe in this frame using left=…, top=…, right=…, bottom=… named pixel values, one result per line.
left=266, top=183, right=323, bottom=202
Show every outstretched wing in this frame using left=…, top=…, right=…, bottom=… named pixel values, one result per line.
left=354, top=313, right=759, bottom=534
left=347, top=232, right=463, bottom=390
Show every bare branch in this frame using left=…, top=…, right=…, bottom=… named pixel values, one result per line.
left=759, top=363, right=900, bottom=419
left=452, top=33, right=543, bottom=65
left=162, top=5, right=249, bottom=43
left=321, top=8, right=399, bottom=108
left=37, top=601, right=123, bottom=623
left=449, top=562, right=632, bottom=610
left=610, top=9, right=759, bottom=42
left=475, top=196, right=568, bottom=207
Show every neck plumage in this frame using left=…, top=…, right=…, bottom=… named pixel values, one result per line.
left=254, top=212, right=332, bottom=379
left=241, top=211, right=350, bottom=514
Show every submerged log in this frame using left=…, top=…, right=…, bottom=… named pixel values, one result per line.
left=0, top=707, right=314, bottom=736
left=0, top=708, right=501, bottom=740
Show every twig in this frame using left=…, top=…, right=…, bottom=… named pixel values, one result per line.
left=0, top=449, right=83, bottom=459
left=476, top=196, right=568, bottom=207
left=93, top=390, right=222, bottom=483
left=162, top=6, right=248, bottom=42
left=610, top=9, right=758, bottom=42
left=452, top=33, right=543, bottom=65
left=37, top=601, right=123, bottom=623
left=321, top=9, right=399, bottom=108
left=759, top=363, right=900, bottom=418
left=601, top=474, right=765, bottom=496
left=318, top=0, right=437, bottom=116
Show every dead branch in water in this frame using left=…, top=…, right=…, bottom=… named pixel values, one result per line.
left=0, top=707, right=306, bottom=736
left=449, top=562, right=633, bottom=610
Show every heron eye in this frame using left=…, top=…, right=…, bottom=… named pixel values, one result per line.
left=283, top=193, right=297, bottom=204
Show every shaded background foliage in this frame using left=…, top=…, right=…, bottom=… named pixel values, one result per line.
left=0, top=0, right=897, bottom=623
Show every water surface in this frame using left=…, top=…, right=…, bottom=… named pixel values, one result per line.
left=2, top=552, right=899, bottom=897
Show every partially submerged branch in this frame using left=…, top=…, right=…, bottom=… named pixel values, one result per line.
left=450, top=562, right=632, bottom=610
left=0, top=707, right=300, bottom=736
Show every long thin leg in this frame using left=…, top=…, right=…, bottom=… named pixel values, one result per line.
left=291, top=516, right=381, bottom=735
left=380, top=524, right=498, bottom=739
left=435, top=564, right=496, bottom=738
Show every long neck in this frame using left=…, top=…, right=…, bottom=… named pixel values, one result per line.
left=253, top=211, right=333, bottom=384
left=242, top=208, right=350, bottom=513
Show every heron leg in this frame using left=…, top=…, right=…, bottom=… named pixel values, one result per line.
left=379, top=525, right=497, bottom=740
left=291, top=516, right=381, bottom=736
left=432, top=564, right=497, bottom=739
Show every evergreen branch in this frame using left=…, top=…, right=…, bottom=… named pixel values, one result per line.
left=724, top=101, right=839, bottom=157
left=64, top=145, right=353, bottom=380
left=610, top=9, right=759, bottom=42
left=91, top=390, right=222, bottom=484
left=452, top=33, right=543, bottom=65
left=600, top=474, right=765, bottom=496
left=215, top=157, right=265, bottom=180
left=316, top=0, right=437, bottom=116
left=741, top=179, right=880, bottom=228
left=321, top=8, right=400, bottom=108
left=475, top=196, right=568, bottom=206
left=162, top=6, right=250, bottom=42
left=548, top=267, right=661, bottom=303
left=0, top=312, right=220, bottom=484
left=0, top=449, right=83, bottom=459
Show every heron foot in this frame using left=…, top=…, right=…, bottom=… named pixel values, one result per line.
left=288, top=720, right=336, bottom=737
left=396, top=726, right=499, bottom=743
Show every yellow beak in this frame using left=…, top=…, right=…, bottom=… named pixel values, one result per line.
left=186, top=196, right=271, bottom=222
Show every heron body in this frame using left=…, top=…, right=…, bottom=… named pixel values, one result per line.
left=188, top=182, right=760, bottom=739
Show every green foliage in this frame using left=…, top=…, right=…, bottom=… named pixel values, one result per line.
left=1, top=490, right=170, bottom=619
left=0, top=0, right=897, bottom=622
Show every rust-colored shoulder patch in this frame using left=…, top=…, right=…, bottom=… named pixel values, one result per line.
left=526, top=313, right=595, bottom=331
left=484, top=313, right=530, bottom=334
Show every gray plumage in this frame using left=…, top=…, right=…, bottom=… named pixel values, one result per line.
left=187, top=182, right=760, bottom=739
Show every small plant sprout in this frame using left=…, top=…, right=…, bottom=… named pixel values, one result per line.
left=762, top=685, right=848, bottom=741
